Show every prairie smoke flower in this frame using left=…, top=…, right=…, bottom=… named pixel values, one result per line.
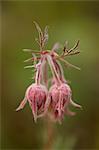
left=16, top=83, right=48, bottom=122
left=49, top=83, right=81, bottom=123
left=16, top=22, right=82, bottom=123
left=16, top=58, right=48, bottom=122
left=47, top=55, right=81, bottom=123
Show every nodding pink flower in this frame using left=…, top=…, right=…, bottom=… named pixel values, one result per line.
left=49, top=83, right=81, bottom=123
left=16, top=58, right=48, bottom=122
left=16, top=83, right=47, bottom=122
left=47, top=54, right=81, bottom=123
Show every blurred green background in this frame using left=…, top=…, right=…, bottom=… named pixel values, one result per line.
left=1, top=1, right=99, bottom=149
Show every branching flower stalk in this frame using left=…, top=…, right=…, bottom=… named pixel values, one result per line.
left=16, top=22, right=82, bottom=124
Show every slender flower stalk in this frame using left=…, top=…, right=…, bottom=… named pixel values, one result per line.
left=16, top=22, right=82, bottom=123
left=47, top=54, right=62, bottom=86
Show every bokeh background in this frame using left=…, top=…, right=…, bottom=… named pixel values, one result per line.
left=1, top=1, right=99, bottom=149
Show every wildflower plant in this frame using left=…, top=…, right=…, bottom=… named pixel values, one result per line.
left=16, top=22, right=82, bottom=123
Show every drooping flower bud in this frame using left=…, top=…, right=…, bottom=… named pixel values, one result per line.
left=16, top=83, right=48, bottom=122
left=49, top=83, right=81, bottom=123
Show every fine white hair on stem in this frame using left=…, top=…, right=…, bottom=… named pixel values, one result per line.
left=47, top=54, right=62, bottom=85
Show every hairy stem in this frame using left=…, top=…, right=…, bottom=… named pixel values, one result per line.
left=43, top=60, right=48, bottom=87
left=44, top=117, right=55, bottom=150
left=35, top=66, right=41, bottom=85
left=47, top=55, right=61, bottom=85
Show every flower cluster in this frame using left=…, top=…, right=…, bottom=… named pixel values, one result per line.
left=16, top=22, right=82, bottom=123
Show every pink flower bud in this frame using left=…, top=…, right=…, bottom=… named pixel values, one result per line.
left=16, top=83, right=48, bottom=122
left=49, top=83, right=81, bottom=123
